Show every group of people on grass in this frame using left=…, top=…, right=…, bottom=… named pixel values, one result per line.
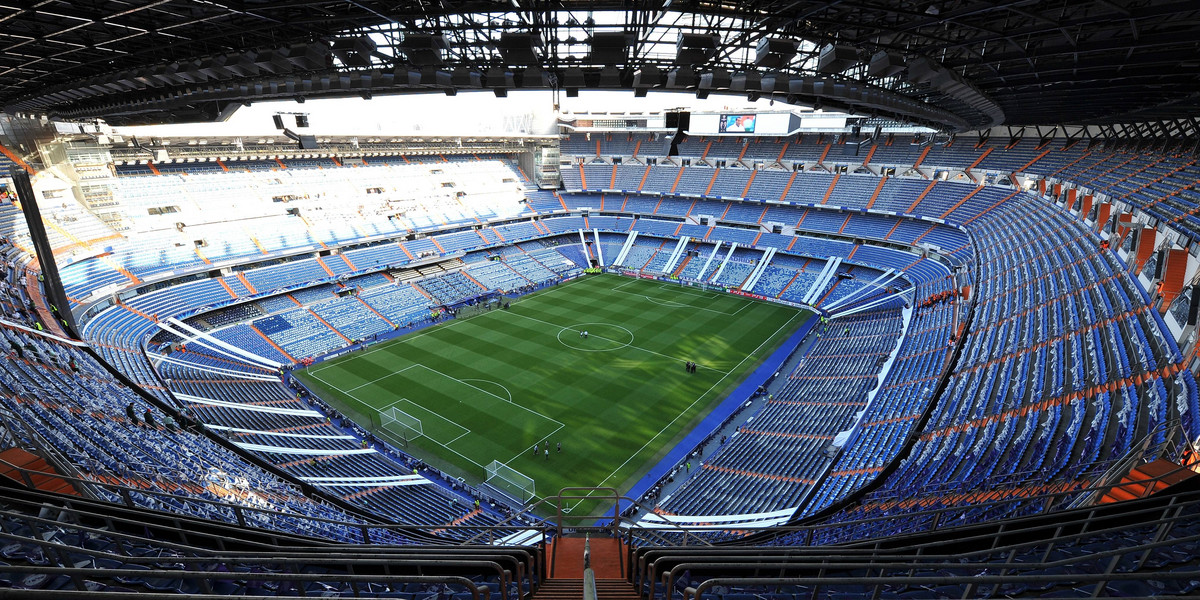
left=532, top=441, right=562, bottom=460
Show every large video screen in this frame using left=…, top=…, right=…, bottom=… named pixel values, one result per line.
left=719, top=114, right=756, bottom=133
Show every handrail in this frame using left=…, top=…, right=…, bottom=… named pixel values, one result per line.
left=634, top=479, right=1200, bottom=568
left=632, top=499, right=1200, bottom=595
left=0, top=524, right=522, bottom=574
left=0, top=496, right=535, bottom=560
left=628, top=441, right=1199, bottom=549
left=2, top=418, right=1197, bottom=557
left=0, top=507, right=534, bottom=599
left=583, top=535, right=598, bottom=600
left=683, top=569, right=1200, bottom=600
left=0, top=456, right=550, bottom=545
left=662, top=530, right=1200, bottom=600
left=0, top=565, right=490, bottom=600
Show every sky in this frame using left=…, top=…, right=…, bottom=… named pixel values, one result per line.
left=114, top=90, right=802, bottom=138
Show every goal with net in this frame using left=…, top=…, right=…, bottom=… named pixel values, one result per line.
left=379, top=405, right=423, bottom=446
left=484, top=460, right=536, bottom=504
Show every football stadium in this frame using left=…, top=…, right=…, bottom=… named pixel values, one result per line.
left=0, top=0, right=1199, bottom=597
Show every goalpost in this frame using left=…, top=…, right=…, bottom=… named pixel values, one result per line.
left=484, top=460, right=536, bottom=505
left=379, top=405, right=423, bottom=446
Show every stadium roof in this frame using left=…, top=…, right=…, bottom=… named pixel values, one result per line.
left=2, top=0, right=1198, bottom=132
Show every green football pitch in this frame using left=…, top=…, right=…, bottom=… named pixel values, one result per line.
left=297, top=273, right=808, bottom=514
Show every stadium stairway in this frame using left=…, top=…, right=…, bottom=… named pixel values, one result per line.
left=550, top=537, right=625, bottom=578
left=542, top=536, right=637, bottom=600
left=1098, top=457, right=1197, bottom=504
left=0, top=448, right=80, bottom=497
left=535, top=579, right=640, bottom=600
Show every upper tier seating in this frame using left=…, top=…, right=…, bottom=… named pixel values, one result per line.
left=54, top=157, right=532, bottom=305
left=560, top=132, right=672, bottom=159
left=560, top=131, right=1200, bottom=247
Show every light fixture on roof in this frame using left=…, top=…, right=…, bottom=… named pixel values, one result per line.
left=598, top=66, right=622, bottom=88
left=562, top=67, right=585, bottom=96
left=522, top=66, right=550, bottom=87
left=419, top=67, right=452, bottom=88
left=633, top=65, right=662, bottom=97
left=730, top=71, right=762, bottom=93
left=667, top=66, right=698, bottom=89
left=487, top=67, right=514, bottom=96
left=451, top=68, right=482, bottom=88
left=699, top=69, right=731, bottom=91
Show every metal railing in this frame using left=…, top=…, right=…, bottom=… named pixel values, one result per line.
left=635, top=490, right=1200, bottom=600
left=0, top=493, right=535, bottom=599
left=583, top=536, right=598, bottom=600
left=0, top=455, right=551, bottom=548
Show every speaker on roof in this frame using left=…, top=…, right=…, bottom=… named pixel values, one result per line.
left=295, top=115, right=309, bottom=128
left=590, top=32, right=632, bottom=65
left=272, top=114, right=285, bottom=129
left=498, top=32, right=543, bottom=65
left=867, top=51, right=905, bottom=77
left=816, top=44, right=857, bottom=74
left=665, top=110, right=690, bottom=131
left=400, top=34, right=450, bottom=66
left=754, top=38, right=798, bottom=68
left=676, top=33, right=720, bottom=65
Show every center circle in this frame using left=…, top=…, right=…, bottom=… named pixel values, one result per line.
left=556, top=322, right=635, bottom=352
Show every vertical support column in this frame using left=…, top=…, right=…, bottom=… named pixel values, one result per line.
left=592, top=229, right=604, bottom=266
left=579, top=229, right=593, bottom=266
left=696, top=241, right=722, bottom=281
left=13, top=172, right=78, bottom=337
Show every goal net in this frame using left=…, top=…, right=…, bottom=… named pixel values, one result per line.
left=484, top=460, right=536, bottom=504
left=380, top=405, right=423, bottom=445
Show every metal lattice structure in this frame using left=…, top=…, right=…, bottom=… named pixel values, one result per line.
left=1, top=1, right=1198, bottom=131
